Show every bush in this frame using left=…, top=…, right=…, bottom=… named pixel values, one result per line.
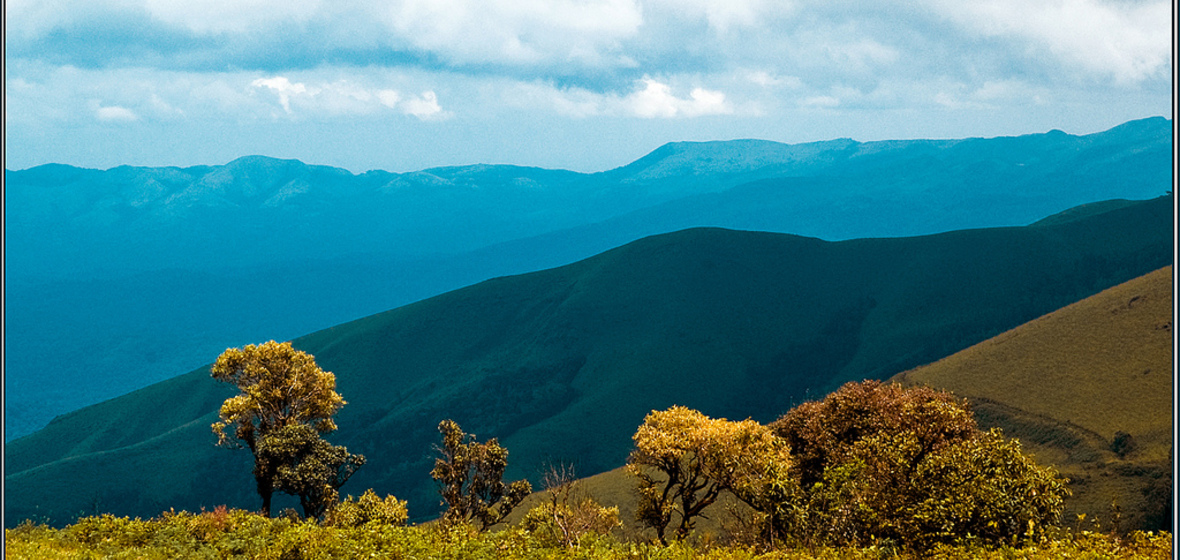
left=323, top=488, right=409, bottom=528
left=770, top=381, right=1069, bottom=549
left=519, top=467, right=620, bottom=548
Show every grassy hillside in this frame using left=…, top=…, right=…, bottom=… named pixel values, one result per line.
left=4, top=195, right=1171, bottom=527
left=894, top=266, right=1173, bottom=531
left=509, top=266, right=1174, bottom=538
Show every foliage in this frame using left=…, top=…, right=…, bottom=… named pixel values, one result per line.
left=210, top=340, right=350, bottom=517
left=771, top=381, right=978, bottom=488
left=770, top=381, right=1069, bottom=549
left=627, top=406, right=797, bottom=545
left=431, top=419, right=533, bottom=531
left=257, top=424, right=366, bottom=519
left=4, top=512, right=1174, bottom=560
left=323, top=489, right=409, bottom=528
left=519, top=465, right=621, bottom=547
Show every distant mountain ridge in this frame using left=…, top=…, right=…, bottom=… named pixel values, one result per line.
left=6, top=117, right=1171, bottom=279
left=5, top=194, right=1171, bottom=526
left=4, top=117, right=1173, bottom=441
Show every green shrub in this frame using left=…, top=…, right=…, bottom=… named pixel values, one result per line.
left=3, top=513, right=1174, bottom=560
left=770, top=381, right=1069, bottom=549
left=323, top=488, right=409, bottom=528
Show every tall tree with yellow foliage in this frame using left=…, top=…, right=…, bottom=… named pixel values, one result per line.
left=211, top=340, right=350, bottom=517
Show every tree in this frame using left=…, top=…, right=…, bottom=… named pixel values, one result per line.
left=769, top=381, right=1068, bottom=548
left=256, top=424, right=365, bottom=519
left=627, top=406, right=796, bottom=545
left=431, top=419, right=533, bottom=530
left=211, top=340, right=348, bottom=517
left=770, top=380, right=978, bottom=488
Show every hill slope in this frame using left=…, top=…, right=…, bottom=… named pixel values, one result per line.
left=894, top=266, right=1174, bottom=530
left=5, top=118, right=1173, bottom=441
left=4, top=195, right=1172, bottom=526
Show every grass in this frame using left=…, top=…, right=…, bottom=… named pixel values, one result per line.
left=893, top=266, right=1173, bottom=530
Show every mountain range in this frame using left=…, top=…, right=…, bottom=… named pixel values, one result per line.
left=5, top=193, right=1171, bottom=527
left=3, top=117, right=1173, bottom=441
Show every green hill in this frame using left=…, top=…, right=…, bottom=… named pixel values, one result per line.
left=4, top=195, right=1172, bottom=526
left=509, top=268, right=1174, bottom=538
left=894, top=266, right=1173, bottom=530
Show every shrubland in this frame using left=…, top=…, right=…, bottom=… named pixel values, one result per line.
left=6, top=343, right=1172, bottom=558
left=4, top=510, right=1172, bottom=560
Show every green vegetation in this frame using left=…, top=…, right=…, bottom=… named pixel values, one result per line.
left=4, top=511, right=1172, bottom=560
left=211, top=341, right=361, bottom=518
left=517, top=465, right=621, bottom=548
left=3, top=342, right=1173, bottom=558
left=432, top=419, right=533, bottom=530
left=323, top=489, right=409, bottom=528
left=630, top=384, right=1068, bottom=551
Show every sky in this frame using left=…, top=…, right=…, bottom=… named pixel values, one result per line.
left=3, top=0, right=1174, bottom=174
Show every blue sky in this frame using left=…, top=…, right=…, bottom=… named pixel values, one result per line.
left=4, top=0, right=1174, bottom=173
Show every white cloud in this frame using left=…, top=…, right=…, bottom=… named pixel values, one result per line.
left=249, top=75, right=451, bottom=120
left=252, top=76, right=308, bottom=113
left=377, top=90, right=402, bottom=108
left=927, top=0, right=1172, bottom=83
left=401, top=91, right=449, bottom=120
left=94, top=104, right=139, bottom=122
left=619, top=78, right=734, bottom=118
left=505, top=78, right=736, bottom=119
left=383, top=0, right=643, bottom=67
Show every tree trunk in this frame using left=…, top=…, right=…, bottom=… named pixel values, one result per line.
left=257, top=473, right=274, bottom=517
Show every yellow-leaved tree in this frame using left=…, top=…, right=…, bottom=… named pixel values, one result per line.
left=627, top=406, right=796, bottom=544
left=211, top=340, right=357, bottom=517
left=770, top=381, right=1069, bottom=549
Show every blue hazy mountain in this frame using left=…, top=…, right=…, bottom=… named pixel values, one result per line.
left=3, top=117, right=1172, bottom=440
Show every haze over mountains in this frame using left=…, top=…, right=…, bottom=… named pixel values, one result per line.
left=3, top=117, right=1173, bottom=441
left=5, top=194, right=1171, bottom=526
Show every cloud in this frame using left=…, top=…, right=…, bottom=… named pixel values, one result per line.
left=94, top=104, right=139, bottom=122
left=623, top=78, right=733, bottom=118
left=6, top=0, right=1171, bottom=91
left=401, top=91, right=449, bottom=120
left=383, top=0, right=643, bottom=67
left=3, top=0, right=1172, bottom=173
left=927, top=0, right=1172, bottom=83
left=252, top=76, right=307, bottom=113
left=504, top=78, right=737, bottom=119
left=249, top=74, right=451, bottom=120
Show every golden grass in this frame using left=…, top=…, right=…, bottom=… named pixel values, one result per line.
left=893, top=266, right=1173, bottom=529
left=895, top=266, right=1172, bottom=446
